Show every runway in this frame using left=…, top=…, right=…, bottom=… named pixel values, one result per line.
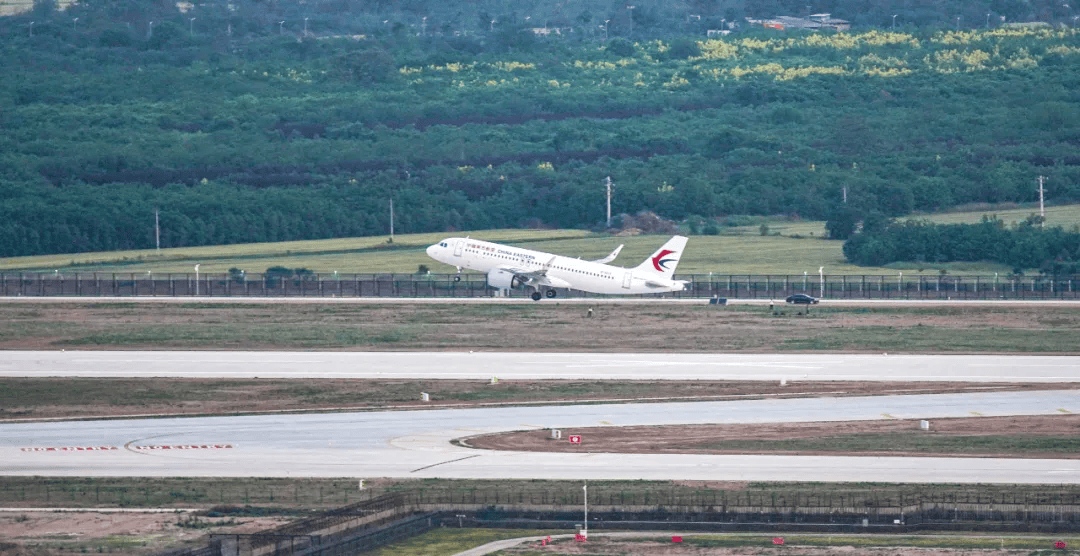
left=2, top=351, right=1078, bottom=382
left=2, top=390, right=1079, bottom=482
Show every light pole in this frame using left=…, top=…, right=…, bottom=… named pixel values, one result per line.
left=891, top=14, right=897, bottom=30
left=194, top=264, right=200, bottom=296
left=304, top=17, right=309, bottom=36
left=189, top=17, right=196, bottom=37
left=582, top=483, right=588, bottom=539
left=148, top=21, right=154, bottom=39
left=603, top=19, right=610, bottom=39
left=803, top=271, right=808, bottom=291
left=986, top=12, right=991, bottom=27
left=29, top=21, right=34, bottom=37
left=278, top=20, right=285, bottom=35
left=627, top=6, right=635, bottom=36
left=421, top=16, right=427, bottom=36
left=490, top=19, right=495, bottom=31
left=955, top=16, right=960, bottom=30
left=818, top=266, right=824, bottom=298
left=73, top=17, right=78, bottom=32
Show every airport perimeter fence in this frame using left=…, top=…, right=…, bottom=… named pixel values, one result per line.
left=3, top=272, right=1080, bottom=300
left=8, top=483, right=1080, bottom=515
left=160, top=488, right=1080, bottom=556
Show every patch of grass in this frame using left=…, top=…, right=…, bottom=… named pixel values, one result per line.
left=0, top=230, right=590, bottom=273
left=59, top=324, right=422, bottom=348
left=2, top=302, right=1077, bottom=353
left=368, top=528, right=553, bottom=556
left=5, top=205, right=1080, bottom=275
left=779, top=326, right=1080, bottom=352
left=9, top=378, right=974, bottom=417
left=684, top=534, right=1080, bottom=550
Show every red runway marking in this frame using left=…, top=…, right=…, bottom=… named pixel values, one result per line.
left=132, top=444, right=233, bottom=450
left=21, top=446, right=118, bottom=452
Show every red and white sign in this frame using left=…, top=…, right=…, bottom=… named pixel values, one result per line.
left=672, top=536, right=683, bottom=543
left=1055, top=541, right=1067, bottom=549
left=568, top=435, right=581, bottom=444
left=772, top=537, right=785, bottom=545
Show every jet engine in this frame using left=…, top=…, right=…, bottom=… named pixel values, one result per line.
left=487, top=268, right=525, bottom=289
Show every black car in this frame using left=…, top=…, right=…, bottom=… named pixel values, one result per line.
left=785, top=294, right=818, bottom=304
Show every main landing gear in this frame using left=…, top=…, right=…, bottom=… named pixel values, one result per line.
left=531, top=289, right=558, bottom=301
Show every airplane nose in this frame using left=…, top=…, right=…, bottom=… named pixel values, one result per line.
left=426, top=244, right=437, bottom=257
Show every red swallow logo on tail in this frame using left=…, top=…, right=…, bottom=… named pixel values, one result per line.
left=652, top=250, right=677, bottom=272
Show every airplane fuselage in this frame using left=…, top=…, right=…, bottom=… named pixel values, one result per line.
left=426, top=237, right=686, bottom=295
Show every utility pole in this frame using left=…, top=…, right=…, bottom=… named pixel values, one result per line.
left=155, top=209, right=160, bottom=252
left=1037, top=176, right=1046, bottom=228
left=604, top=176, right=613, bottom=228
left=842, top=186, right=847, bottom=204
left=582, top=482, right=588, bottom=539
left=389, top=198, right=395, bottom=241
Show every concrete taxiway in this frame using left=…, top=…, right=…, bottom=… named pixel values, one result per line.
left=3, top=390, right=1079, bottom=483
left=1, top=351, right=1077, bottom=382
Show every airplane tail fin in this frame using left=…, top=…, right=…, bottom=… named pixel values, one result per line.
left=633, top=236, right=688, bottom=277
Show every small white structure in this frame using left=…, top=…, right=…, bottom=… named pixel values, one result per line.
left=421, top=392, right=430, bottom=402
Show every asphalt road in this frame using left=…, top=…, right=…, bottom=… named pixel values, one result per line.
left=3, top=390, right=1079, bottom=482
left=2, top=351, right=1077, bottom=382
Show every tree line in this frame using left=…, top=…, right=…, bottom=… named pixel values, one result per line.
left=842, top=216, right=1080, bottom=275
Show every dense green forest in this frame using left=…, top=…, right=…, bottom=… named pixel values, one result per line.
left=2, top=0, right=1080, bottom=258
left=843, top=216, right=1080, bottom=273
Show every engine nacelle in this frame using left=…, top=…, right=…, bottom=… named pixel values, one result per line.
left=487, top=268, right=525, bottom=290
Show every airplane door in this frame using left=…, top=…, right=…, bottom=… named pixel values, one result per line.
left=453, top=240, right=464, bottom=257
left=622, top=272, right=632, bottom=289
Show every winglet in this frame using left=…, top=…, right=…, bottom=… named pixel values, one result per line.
left=591, top=244, right=624, bottom=264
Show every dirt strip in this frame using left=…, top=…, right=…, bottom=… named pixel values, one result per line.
left=465, top=414, right=1080, bottom=459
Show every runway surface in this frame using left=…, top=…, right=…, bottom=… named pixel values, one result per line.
left=2, top=351, right=1078, bottom=382
left=3, top=390, right=1079, bottom=482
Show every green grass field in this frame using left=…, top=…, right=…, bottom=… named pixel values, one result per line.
left=375, top=530, right=1080, bottom=555
left=1, top=205, right=1076, bottom=275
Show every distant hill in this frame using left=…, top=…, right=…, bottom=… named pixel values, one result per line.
left=2, top=1, right=1080, bottom=257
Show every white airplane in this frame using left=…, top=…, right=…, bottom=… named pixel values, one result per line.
left=425, top=235, right=689, bottom=300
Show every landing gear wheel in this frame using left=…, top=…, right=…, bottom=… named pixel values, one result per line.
left=530, top=291, right=542, bottom=301
left=545, top=289, right=557, bottom=298
left=453, top=275, right=461, bottom=282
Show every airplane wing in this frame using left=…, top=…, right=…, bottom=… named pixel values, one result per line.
left=498, top=258, right=573, bottom=289
left=590, top=244, right=623, bottom=264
